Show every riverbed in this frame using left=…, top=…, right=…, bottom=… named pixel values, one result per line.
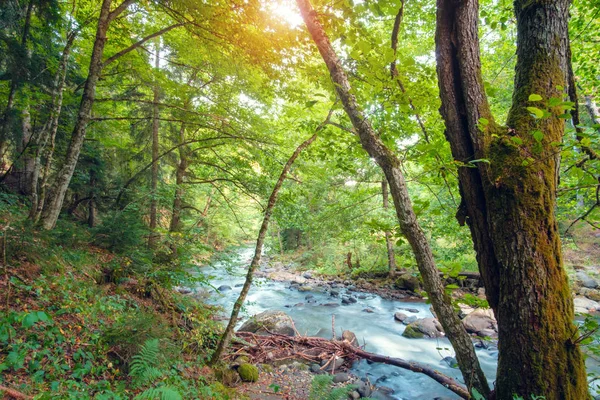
left=195, top=247, right=597, bottom=399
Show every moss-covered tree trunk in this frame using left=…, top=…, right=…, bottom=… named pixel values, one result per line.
left=435, top=0, right=588, bottom=397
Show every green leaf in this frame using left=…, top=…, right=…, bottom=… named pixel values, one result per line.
left=532, top=130, right=544, bottom=142
left=526, top=106, right=544, bottom=119
left=305, top=100, right=318, bottom=108
left=22, top=312, right=39, bottom=328
left=478, top=117, right=489, bottom=126
left=528, top=94, right=543, bottom=102
left=511, top=136, right=523, bottom=145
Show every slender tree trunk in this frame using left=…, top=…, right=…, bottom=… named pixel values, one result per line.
left=169, top=116, right=189, bottom=232
left=88, top=168, right=97, bottom=228
left=39, top=0, right=113, bottom=230
left=381, top=179, right=397, bottom=276
left=148, top=41, right=160, bottom=247
left=0, top=0, right=34, bottom=169
left=30, top=32, right=76, bottom=221
left=17, top=108, right=34, bottom=195
left=295, top=1, right=489, bottom=395
left=435, top=0, right=588, bottom=397
left=209, top=132, right=319, bottom=365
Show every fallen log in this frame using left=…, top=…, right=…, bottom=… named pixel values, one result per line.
left=234, top=332, right=470, bottom=399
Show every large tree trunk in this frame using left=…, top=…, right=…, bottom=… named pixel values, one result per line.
left=381, top=179, right=397, bottom=276
left=148, top=41, right=161, bottom=247
left=295, top=0, right=490, bottom=396
left=39, top=0, right=113, bottom=230
left=435, top=0, right=588, bottom=397
left=30, top=31, right=76, bottom=221
left=209, top=132, right=318, bottom=365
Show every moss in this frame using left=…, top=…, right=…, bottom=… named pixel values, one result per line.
left=214, top=366, right=241, bottom=386
left=402, top=325, right=424, bottom=339
left=237, top=363, right=259, bottom=382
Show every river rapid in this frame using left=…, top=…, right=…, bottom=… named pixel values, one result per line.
left=195, top=247, right=598, bottom=399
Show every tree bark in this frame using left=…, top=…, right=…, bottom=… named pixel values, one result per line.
left=209, top=131, right=319, bottom=365
left=296, top=0, right=489, bottom=396
left=30, top=31, right=76, bottom=221
left=435, top=0, right=588, bottom=397
left=88, top=168, right=97, bottom=228
left=169, top=96, right=190, bottom=233
left=148, top=40, right=161, bottom=247
left=39, top=0, right=114, bottom=230
left=381, top=179, right=397, bottom=276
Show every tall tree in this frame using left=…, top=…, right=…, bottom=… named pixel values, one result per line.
left=381, top=179, right=397, bottom=276
left=39, top=0, right=115, bottom=229
left=295, top=0, right=490, bottom=396
left=435, top=0, right=588, bottom=397
left=148, top=40, right=161, bottom=248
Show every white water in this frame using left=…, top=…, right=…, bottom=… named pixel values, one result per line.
left=194, top=247, right=497, bottom=399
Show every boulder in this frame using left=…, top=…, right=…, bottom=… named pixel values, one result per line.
left=217, top=285, right=232, bottom=291
left=402, top=318, right=444, bottom=338
left=237, top=363, right=259, bottom=382
left=341, top=330, right=358, bottom=345
left=363, top=308, right=375, bottom=313
left=574, top=296, right=600, bottom=314
left=333, top=372, right=350, bottom=383
left=576, top=271, right=598, bottom=289
left=298, top=285, right=313, bottom=292
left=394, top=312, right=408, bottom=322
left=357, top=381, right=372, bottom=398
left=402, top=316, right=418, bottom=325
left=462, top=308, right=497, bottom=337
left=303, top=271, right=313, bottom=279
left=292, top=276, right=307, bottom=285
left=238, top=310, right=295, bottom=336
left=580, top=287, right=600, bottom=302
left=394, top=273, right=420, bottom=291
left=321, top=302, right=340, bottom=307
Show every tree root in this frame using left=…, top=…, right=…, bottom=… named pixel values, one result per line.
left=233, top=331, right=470, bottom=399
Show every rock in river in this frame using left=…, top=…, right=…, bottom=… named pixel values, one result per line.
left=402, top=318, right=444, bottom=338
left=462, top=308, right=498, bottom=337
left=217, top=285, right=232, bottom=291
left=238, top=310, right=295, bottom=336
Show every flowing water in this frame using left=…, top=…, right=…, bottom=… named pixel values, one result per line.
left=194, top=247, right=594, bottom=399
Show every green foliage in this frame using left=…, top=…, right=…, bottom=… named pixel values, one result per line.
left=309, top=375, right=353, bottom=400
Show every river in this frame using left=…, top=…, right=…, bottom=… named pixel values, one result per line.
left=196, top=247, right=597, bottom=399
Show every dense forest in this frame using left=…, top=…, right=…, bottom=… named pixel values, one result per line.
left=0, top=0, right=599, bottom=399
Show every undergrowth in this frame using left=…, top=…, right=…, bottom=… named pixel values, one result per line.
left=0, top=195, right=232, bottom=399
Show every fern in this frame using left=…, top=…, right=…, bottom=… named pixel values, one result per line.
left=134, top=387, right=182, bottom=400
left=129, top=339, right=163, bottom=387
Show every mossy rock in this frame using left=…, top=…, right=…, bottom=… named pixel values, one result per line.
left=402, top=325, right=425, bottom=339
left=214, top=366, right=241, bottom=386
left=238, top=363, right=259, bottom=382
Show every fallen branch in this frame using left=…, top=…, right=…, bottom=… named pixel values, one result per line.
left=0, top=386, right=33, bottom=400
left=234, top=332, right=470, bottom=399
